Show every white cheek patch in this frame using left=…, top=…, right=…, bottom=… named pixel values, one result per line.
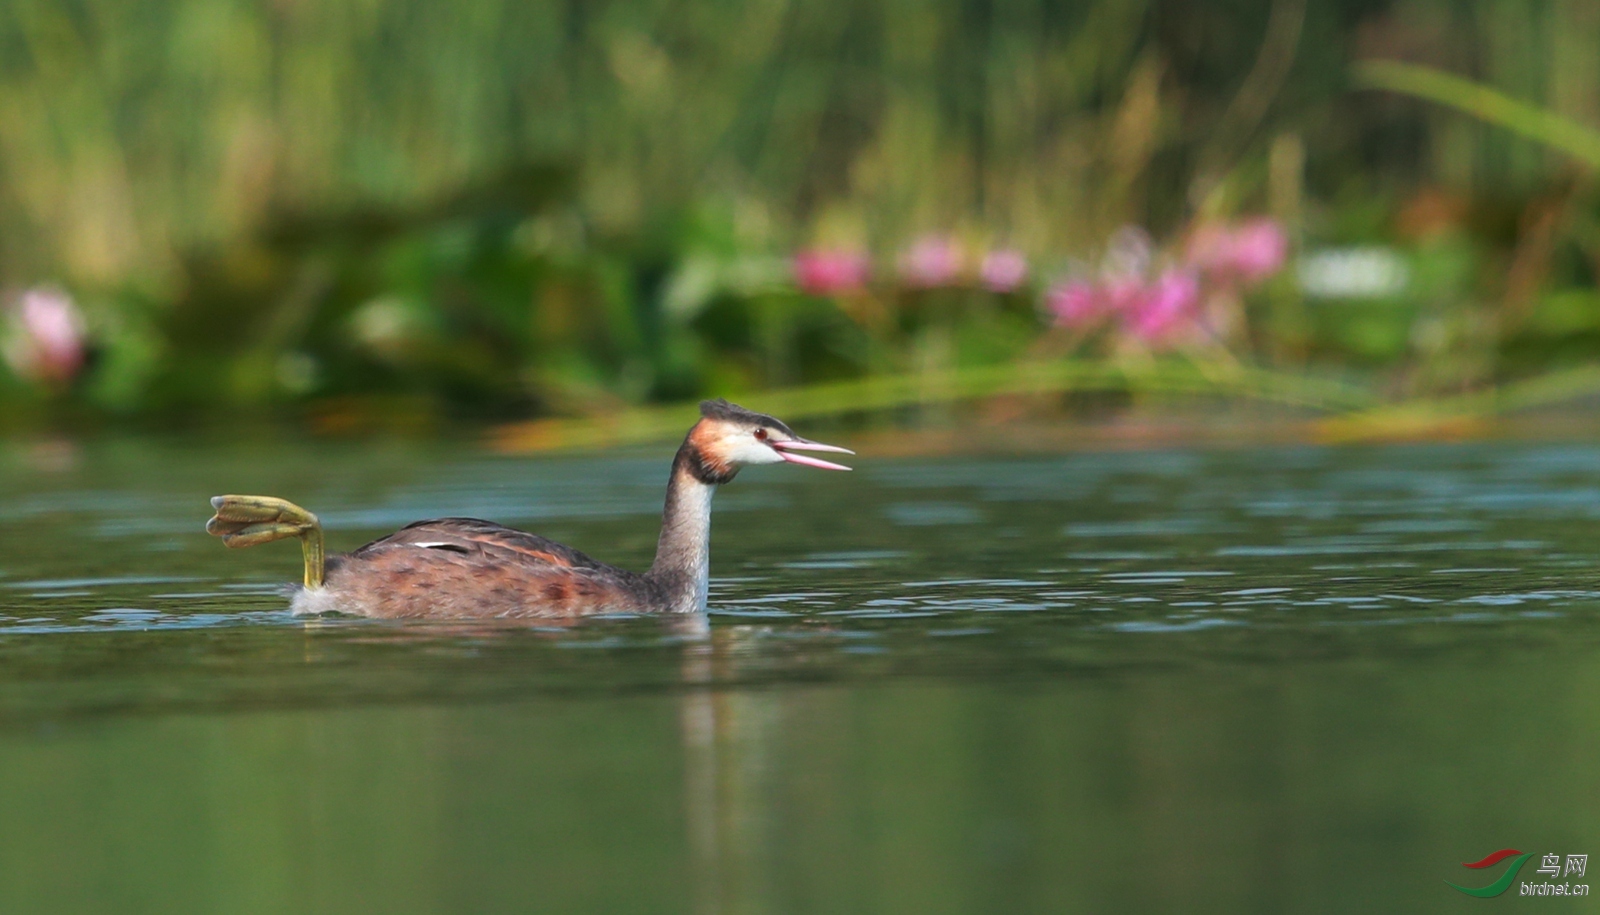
left=728, top=438, right=784, bottom=465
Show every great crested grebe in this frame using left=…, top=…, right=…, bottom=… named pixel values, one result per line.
left=205, top=400, right=853, bottom=619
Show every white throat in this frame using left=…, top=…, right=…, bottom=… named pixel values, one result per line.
left=646, top=465, right=717, bottom=613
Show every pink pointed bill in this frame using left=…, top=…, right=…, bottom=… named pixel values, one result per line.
left=772, top=438, right=854, bottom=471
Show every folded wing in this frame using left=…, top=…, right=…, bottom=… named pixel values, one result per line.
left=323, top=518, right=649, bottom=618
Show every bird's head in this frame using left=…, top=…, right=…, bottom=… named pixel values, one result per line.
left=680, top=399, right=854, bottom=484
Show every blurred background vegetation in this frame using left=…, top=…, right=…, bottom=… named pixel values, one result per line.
left=1, top=0, right=1599, bottom=434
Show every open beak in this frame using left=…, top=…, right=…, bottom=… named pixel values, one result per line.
left=771, top=438, right=854, bottom=471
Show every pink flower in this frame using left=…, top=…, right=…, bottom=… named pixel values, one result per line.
left=1047, top=268, right=1202, bottom=347
left=793, top=249, right=870, bottom=295
left=1228, top=219, right=1288, bottom=282
left=5, top=286, right=86, bottom=386
left=1046, top=280, right=1107, bottom=327
left=898, top=235, right=962, bottom=288
left=1185, top=218, right=1287, bottom=286
left=979, top=249, right=1029, bottom=293
left=1100, top=275, right=1148, bottom=315
left=1123, top=269, right=1200, bottom=343
left=1046, top=274, right=1149, bottom=329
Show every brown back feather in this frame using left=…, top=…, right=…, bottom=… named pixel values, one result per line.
left=325, top=518, right=655, bottom=618
left=352, top=518, right=605, bottom=569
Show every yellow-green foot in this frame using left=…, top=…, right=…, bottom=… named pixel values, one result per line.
left=206, top=495, right=325, bottom=588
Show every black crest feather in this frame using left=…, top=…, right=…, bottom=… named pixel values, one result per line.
left=698, top=399, right=795, bottom=437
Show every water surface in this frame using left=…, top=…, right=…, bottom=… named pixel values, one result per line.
left=0, top=435, right=1595, bottom=912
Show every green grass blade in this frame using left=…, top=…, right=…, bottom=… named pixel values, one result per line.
left=490, top=359, right=1377, bottom=452
left=1315, top=364, right=1600, bottom=441
left=1353, top=60, right=1600, bottom=169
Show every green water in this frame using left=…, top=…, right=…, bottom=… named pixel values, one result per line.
left=0, top=435, right=1595, bottom=913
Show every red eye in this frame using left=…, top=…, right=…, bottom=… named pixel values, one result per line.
left=754, top=428, right=768, bottom=440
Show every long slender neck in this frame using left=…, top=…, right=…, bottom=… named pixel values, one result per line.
left=645, top=447, right=720, bottom=613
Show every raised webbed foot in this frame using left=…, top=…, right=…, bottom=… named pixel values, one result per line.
left=207, top=495, right=325, bottom=588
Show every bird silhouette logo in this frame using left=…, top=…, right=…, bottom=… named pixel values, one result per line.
left=1447, top=849, right=1533, bottom=897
